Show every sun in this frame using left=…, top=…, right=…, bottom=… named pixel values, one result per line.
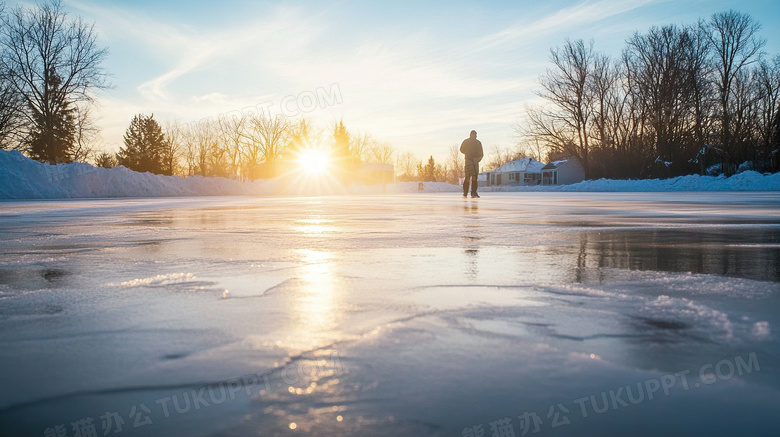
left=297, top=149, right=329, bottom=174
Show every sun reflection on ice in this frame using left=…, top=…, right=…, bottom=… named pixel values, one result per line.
left=285, top=248, right=343, bottom=350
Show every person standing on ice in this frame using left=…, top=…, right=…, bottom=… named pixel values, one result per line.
left=460, top=130, right=483, bottom=198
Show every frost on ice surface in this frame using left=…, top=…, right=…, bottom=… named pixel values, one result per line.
left=752, top=321, right=771, bottom=340
left=110, top=273, right=196, bottom=287
left=643, top=295, right=735, bottom=341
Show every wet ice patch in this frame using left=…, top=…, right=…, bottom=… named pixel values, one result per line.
left=412, top=285, right=547, bottom=311
left=0, top=266, right=72, bottom=290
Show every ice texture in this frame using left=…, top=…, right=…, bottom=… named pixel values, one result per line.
left=0, top=192, right=778, bottom=436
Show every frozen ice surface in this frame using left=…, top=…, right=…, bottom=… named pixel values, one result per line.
left=0, top=192, right=779, bottom=436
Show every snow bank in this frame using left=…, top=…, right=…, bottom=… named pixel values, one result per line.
left=482, top=171, right=780, bottom=192
left=0, top=150, right=275, bottom=199
left=1, top=149, right=779, bottom=199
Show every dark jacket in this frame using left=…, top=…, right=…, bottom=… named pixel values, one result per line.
left=460, top=138, right=483, bottom=161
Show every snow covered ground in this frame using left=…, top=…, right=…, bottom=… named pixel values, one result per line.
left=2, top=149, right=779, bottom=199
left=0, top=193, right=778, bottom=436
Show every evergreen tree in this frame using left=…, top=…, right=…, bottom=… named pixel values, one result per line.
left=27, top=68, right=76, bottom=163
left=118, top=114, right=167, bottom=174
left=94, top=152, right=117, bottom=168
left=332, top=120, right=351, bottom=161
left=424, top=156, right=437, bottom=181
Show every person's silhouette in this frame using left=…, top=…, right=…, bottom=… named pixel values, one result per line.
left=460, top=130, right=483, bottom=198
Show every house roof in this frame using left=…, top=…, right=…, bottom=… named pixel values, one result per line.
left=541, top=159, right=570, bottom=170
left=493, top=158, right=545, bottom=173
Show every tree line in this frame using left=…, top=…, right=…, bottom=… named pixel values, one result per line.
left=104, top=113, right=402, bottom=180
left=106, top=112, right=474, bottom=184
left=0, top=1, right=465, bottom=184
left=518, top=10, right=780, bottom=179
left=10, top=3, right=773, bottom=184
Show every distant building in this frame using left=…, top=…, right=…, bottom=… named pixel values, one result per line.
left=478, top=158, right=545, bottom=187
left=541, top=158, right=585, bottom=185
left=356, top=163, right=394, bottom=185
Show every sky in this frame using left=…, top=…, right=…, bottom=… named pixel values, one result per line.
left=13, top=0, right=780, bottom=164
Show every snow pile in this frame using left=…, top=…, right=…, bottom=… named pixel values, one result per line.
left=0, top=150, right=274, bottom=199
left=482, top=171, right=780, bottom=192
left=1, top=149, right=779, bottom=199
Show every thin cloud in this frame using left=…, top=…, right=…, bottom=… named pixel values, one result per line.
left=71, top=1, right=325, bottom=102
left=481, top=0, right=665, bottom=48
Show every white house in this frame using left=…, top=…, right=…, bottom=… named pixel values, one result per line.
left=479, top=158, right=545, bottom=187
left=541, top=158, right=585, bottom=185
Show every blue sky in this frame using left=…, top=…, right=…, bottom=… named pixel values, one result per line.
left=20, top=0, right=780, bottom=162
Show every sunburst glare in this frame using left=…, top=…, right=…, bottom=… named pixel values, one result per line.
left=297, top=149, right=330, bottom=174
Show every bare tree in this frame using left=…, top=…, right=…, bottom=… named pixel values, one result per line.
left=0, top=68, right=21, bottom=149
left=484, top=144, right=525, bottom=171
left=369, top=142, right=394, bottom=164
left=180, top=122, right=199, bottom=175
left=350, top=132, right=375, bottom=163
left=162, top=120, right=183, bottom=176
left=0, top=0, right=109, bottom=163
left=525, top=39, right=598, bottom=177
left=588, top=52, right=615, bottom=153
left=243, top=112, right=289, bottom=177
left=517, top=9, right=775, bottom=179
left=706, top=10, right=765, bottom=172
left=202, top=119, right=229, bottom=177
left=181, top=120, right=214, bottom=176
left=755, top=56, right=780, bottom=169
left=446, top=145, right=464, bottom=183
left=624, top=24, right=707, bottom=174
left=0, top=2, right=21, bottom=149
left=71, top=104, right=98, bottom=162
left=395, top=151, right=417, bottom=180
left=216, top=114, right=245, bottom=177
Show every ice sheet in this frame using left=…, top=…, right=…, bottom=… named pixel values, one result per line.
left=0, top=192, right=778, bottom=436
